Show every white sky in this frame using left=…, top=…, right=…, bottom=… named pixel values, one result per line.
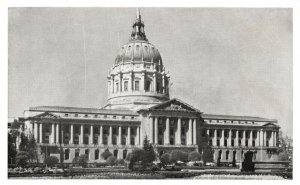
left=8, top=8, right=292, bottom=137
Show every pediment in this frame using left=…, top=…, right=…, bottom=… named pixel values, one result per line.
left=33, top=112, right=59, bottom=119
left=148, top=98, right=201, bottom=112
left=262, top=122, right=278, bottom=127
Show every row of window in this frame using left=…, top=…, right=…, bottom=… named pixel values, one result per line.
left=63, top=113, right=136, bottom=120
left=112, top=80, right=164, bottom=93
left=205, top=119, right=259, bottom=125
left=202, top=129, right=273, bottom=138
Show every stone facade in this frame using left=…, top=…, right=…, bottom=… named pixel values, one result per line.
left=21, top=9, right=280, bottom=163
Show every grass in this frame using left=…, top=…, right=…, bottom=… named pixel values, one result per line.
left=191, top=174, right=285, bottom=180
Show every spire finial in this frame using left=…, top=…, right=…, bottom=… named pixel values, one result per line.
left=137, top=7, right=141, bottom=20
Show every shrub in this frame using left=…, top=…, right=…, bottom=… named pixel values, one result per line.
left=106, top=156, right=117, bottom=166
left=188, top=151, right=201, bottom=161
left=72, top=154, right=88, bottom=167
left=117, top=159, right=125, bottom=166
left=125, top=153, right=133, bottom=161
left=101, top=149, right=113, bottom=160
left=44, top=156, right=59, bottom=167
left=16, top=151, right=29, bottom=168
left=170, top=150, right=187, bottom=163
left=160, top=153, right=171, bottom=165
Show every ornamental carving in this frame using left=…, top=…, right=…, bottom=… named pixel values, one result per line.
left=164, top=104, right=187, bottom=111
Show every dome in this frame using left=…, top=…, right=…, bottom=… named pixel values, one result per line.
left=115, top=41, right=162, bottom=65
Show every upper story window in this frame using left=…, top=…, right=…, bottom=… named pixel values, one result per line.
left=84, top=114, right=88, bottom=118
left=135, top=81, right=139, bottom=91
left=113, top=115, right=116, bottom=119
left=64, top=113, right=68, bottom=117
left=74, top=114, right=78, bottom=117
left=124, top=81, right=128, bottom=91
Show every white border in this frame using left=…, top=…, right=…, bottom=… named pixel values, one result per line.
left=1, top=0, right=299, bottom=185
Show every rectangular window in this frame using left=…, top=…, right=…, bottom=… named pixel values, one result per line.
left=224, top=140, right=227, bottom=146
left=209, top=139, right=213, bottom=146
left=231, top=139, right=234, bottom=146
left=130, top=138, right=135, bottom=145
left=145, top=81, right=151, bottom=91
left=252, top=140, right=255, bottom=146
left=217, top=139, right=220, bottom=146
left=116, top=83, right=119, bottom=92
left=156, top=82, right=160, bottom=92
left=124, top=81, right=128, bottom=91
left=135, top=81, right=139, bottom=91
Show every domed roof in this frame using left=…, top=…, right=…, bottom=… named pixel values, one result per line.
left=115, top=41, right=162, bottom=64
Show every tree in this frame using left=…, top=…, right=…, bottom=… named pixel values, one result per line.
left=101, top=149, right=113, bottom=160
left=44, top=156, right=59, bottom=167
left=19, top=133, right=29, bottom=152
left=160, top=153, right=171, bottom=165
left=72, top=154, right=88, bottom=167
left=128, top=148, right=145, bottom=170
left=8, top=133, right=17, bottom=164
left=106, top=156, right=117, bottom=166
left=27, top=136, right=38, bottom=163
left=188, top=151, right=201, bottom=161
left=142, top=136, right=156, bottom=165
left=16, top=151, right=29, bottom=167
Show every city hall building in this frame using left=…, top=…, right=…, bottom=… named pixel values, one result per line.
left=22, top=10, right=280, bottom=163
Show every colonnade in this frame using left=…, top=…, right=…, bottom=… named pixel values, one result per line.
left=148, top=117, right=197, bottom=145
left=206, top=128, right=278, bottom=147
left=32, top=121, right=140, bottom=146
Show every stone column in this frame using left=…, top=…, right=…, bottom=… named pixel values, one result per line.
left=228, top=129, right=232, bottom=146
left=70, top=124, right=74, bottom=144
left=118, top=126, right=122, bottom=145
left=165, top=117, right=170, bottom=145
left=56, top=124, right=59, bottom=144
left=235, top=130, right=239, bottom=146
left=99, top=125, right=103, bottom=145
left=129, top=72, right=133, bottom=92
left=111, top=76, right=114, bottom=94
left=241, top=130, right=245, bottom=146
left=119, top=73, right=123, bottom=92
left=249, top=130, right=253, bottom=147
left=39, top=123, right=43, bottom=143
left=127, top=126, right=131, bottom=145
left=136, top=127, right=140, bottom=145
left=193, top=119, right=196, bottom=144
left=176, top=118, right=181, bottom=145
left=259, top=129, right=264, bottom=146
left=274, top=131, right=277, bottom=146
left=270, top=131, right=274, bottom=147
left=34, top=122, right=39, bottom=142
left=263, top=130, right=267, bottom=146
left=141, top=72, right=145, bottom=92
left=80, top=125, right=84, bottom=144
left=221, top=129, right=225, bottom=146
left=162, top=74, right=165, bottom=94
left=149, top=117, right=153, bottom=143
left=89, top=125, right=94, bottom=145
left=213, top=129, right=217, bottom=146
left=188, top=119, right=192, bottom=145
left=154, top=117, right=158, bottom=144
left=51, top=123, right=55, bottom=144
left=109, top=126, right=112, bottom=145
left=153, top=73, right=157, bottom=92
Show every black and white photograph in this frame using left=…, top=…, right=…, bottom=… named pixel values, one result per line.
left=2, top=1, right=298, bottom=181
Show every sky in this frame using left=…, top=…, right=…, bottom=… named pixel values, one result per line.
left=8, top=8, right=292, bottom=137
